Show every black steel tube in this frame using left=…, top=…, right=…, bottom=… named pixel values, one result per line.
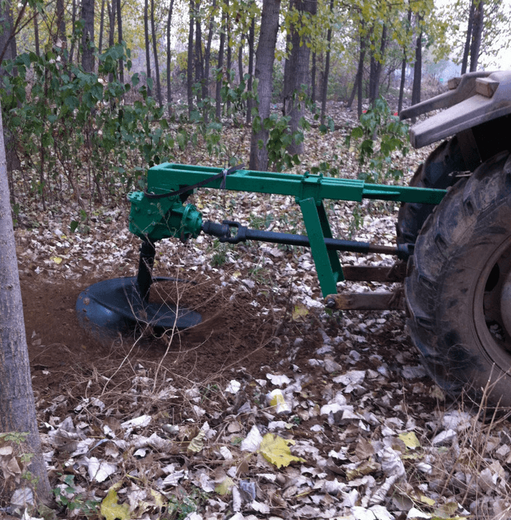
left=136, top=239, right=156, bottom=302
left=202, top=220, right=410, bottom=258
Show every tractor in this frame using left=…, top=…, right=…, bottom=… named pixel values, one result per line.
left=77, top=70, right=511, bottom=407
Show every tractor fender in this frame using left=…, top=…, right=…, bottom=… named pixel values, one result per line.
left=401, top=70, right=511, bottom=149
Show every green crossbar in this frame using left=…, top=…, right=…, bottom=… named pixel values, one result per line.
left=130, top=163, right=447, bottom=297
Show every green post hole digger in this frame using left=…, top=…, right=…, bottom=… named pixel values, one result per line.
left=77, top=70, right=511, bottom=406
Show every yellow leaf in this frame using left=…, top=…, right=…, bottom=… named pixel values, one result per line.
left=51, top=256, right=62, bottom=264
left=399, top=431, right=421, bottom=450
left=150, top=489, right=165, bottom=508
left=433, top=501, right=458, bottom=518
left=419, top=495, right=436, bottom=506
left=215, top=477, right=234, bottom=495
left=292, top=304, right=308, bottom=321
left=100, top=483, right=130, bottom=520
left=259, top=433, right=305, bottom=469
left=188, top=430, right=205, bottom=453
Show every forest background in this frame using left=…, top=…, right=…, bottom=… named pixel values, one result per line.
left=0, top=0, right=511, bottom=211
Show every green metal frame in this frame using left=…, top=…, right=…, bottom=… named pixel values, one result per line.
left=128, top=163, right=447, bottom=297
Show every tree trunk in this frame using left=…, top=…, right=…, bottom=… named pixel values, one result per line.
left=144, top=0, right=152, bottom=96
left=56, top=0, right=67, bottom=46
left=246, top=13, right=255, bottom=124
left=116, top=0, right=124, bottom=82
left=311, top=52, right=316, bottom=105
left=98, top=0, right=106, bottom=53
left=412, top=22, right=423, bottom=111
left=348, top=28, right=365, bottom=113
left=0, top=0, right=16, bottom=65
left=0, top=103, right=52, bottom=506
left=461, top=0, right=475, bottom=75
left=369, top=24, right=387, bottom=105
left=398, top=8, right=412, bottom=114
left=283, top=0, right=317, bottom=156
left=226, top=11, right=232, bottom=113
left=0, top=0, right=20, bottom=173
left=34, top=12, right=40, bottom=57
left=166, top=0, right=175, bottom=107
left=469, top=0, right=484, bottom=72
left=151, top=0, right=162, bottom=105
left=215, top=8, right=226, bottom=119
left=187, top=0, right=194, bottom=117
left=238, top=40, right=244, bottom=84
left=203, top=0, right=216, bottom=111
left=81, top=0, right=95, bottom=72
left=107, top=0, right=115, bottom=81
left=194, top=1, right=203, bottom=103
left=70, top=0, right=77, bottom=63
left=55, top=0, right=67, bottom=56
left=320, top=0, right=334, bottom=125
left=249, top=0, right=282, bottom=171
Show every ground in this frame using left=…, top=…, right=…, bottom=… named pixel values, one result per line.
left=3, top=111, right=511, bottom=520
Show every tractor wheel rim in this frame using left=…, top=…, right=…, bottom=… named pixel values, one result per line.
left=476, top=237, right=511, bottom=365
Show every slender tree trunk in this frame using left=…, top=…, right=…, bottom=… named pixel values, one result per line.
left=194, top=1, right=203, bottom=103
left=81, top=0, right=95, bottom=72
left=34, top=12, right=40, bottom=56
left=369, top=24, right=387, bottom=105
left=320, top=0, right=334, bottom=125
left=348, top=28, right=365, bottom=112
left=98, top=0, right=106, bottom=53
left=187, top=0, right=194, bottom=117
left=226, top=10, right=232, bottom=113
left=0, top=0, right=16, bottom=65
left=144, top=0, right=152, bottom=96
left=398, top=54, right=407, bottom=113
left=238, top=40, right=244, bottom=83
left=116, top=0, right=124, bottom=82
left=246, top=13, right=255, bottom=124
left=398, top=8, right=412, bottom=113
left=203, top=0, right=216, bottom=107
left=461, top=0, right=475, bottom=75
left=166, top=0, right=175, bottom=106
left=283, top=0, right=317, bottom=156
left=469, top=0, right=484, bottom=72
left=215, top=8, right=226, bottom=119
left=56, top=0, right=67, bottom=49
left=70, top=0, right=77, bottom=62
left=412, top=21, right=423, bottom=109
left=249, top=0, right=282, bottom=171
left=151, top=0, right=162, bottom=105
left=107, top=1, right=115, bottom=81
left=0, top=0, right=20, bottom=173
left=311, top=52, right=316, bottom=105
left=0, top=103, right=52, bottom=507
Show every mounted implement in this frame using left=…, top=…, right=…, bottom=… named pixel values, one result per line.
left=78, top=70, right=511, bottom=406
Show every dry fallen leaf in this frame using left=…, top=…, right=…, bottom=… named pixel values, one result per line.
left=259, top=433, right=305, bottom=469
left=188, top=430, right=206, bottom=453
left=100, top=482, right=131, bottom=520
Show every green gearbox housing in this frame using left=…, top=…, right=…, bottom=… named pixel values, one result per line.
left=128, top=191, right=203, bottom=242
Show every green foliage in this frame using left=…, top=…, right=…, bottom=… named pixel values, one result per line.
left=248, top=211, right=274, bottom=230
left=166, top=486, right=209, bottom=520
left=345, top=97, right=409, bottom=184
left=210, top=239, right=229, bottom=267
left=253, top=113, right=302, bottom=172
left=54, top=474, right=99, bottom=517
left=1, top=40, right=173, bottom=205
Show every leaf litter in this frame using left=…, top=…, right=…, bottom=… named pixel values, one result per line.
left=4, top=104, right=511, bottom=519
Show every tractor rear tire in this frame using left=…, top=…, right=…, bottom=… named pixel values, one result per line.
left=397, top=136, right=466, bottom=245
left=405, top=151, right=511, bottom=406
